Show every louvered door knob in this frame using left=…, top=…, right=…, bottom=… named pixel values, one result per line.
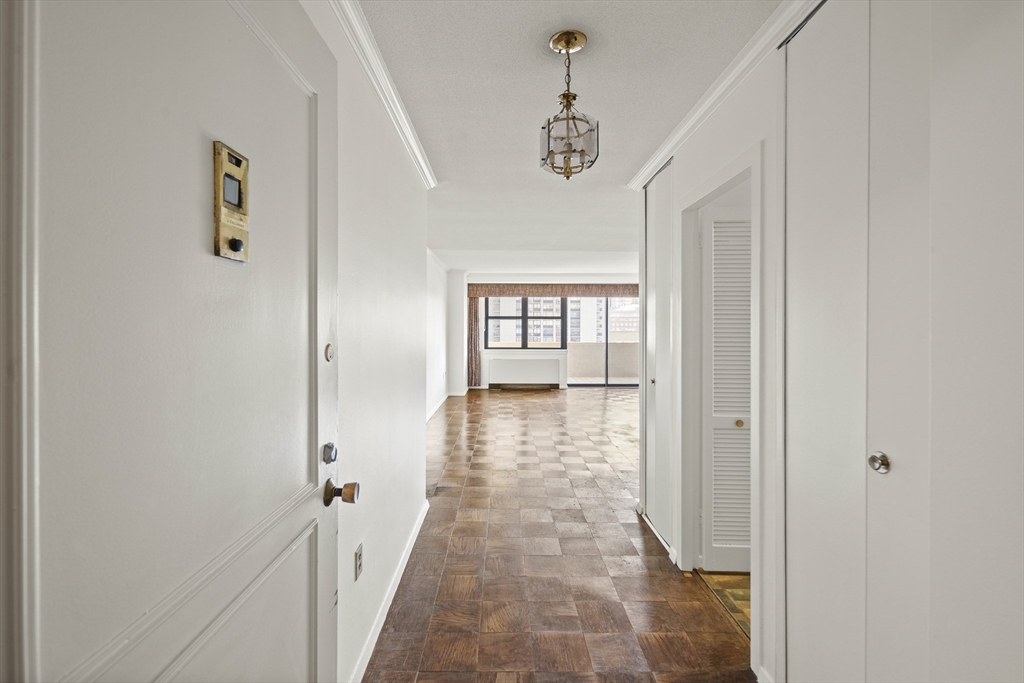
left=868, top=452, right=891, bottom=474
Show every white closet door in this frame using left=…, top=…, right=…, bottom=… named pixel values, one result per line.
left=785, top=0, right=870, bottom=680
left=700, top=209, right=751, bottom=572
left=644, top=162, right=675, bottom=547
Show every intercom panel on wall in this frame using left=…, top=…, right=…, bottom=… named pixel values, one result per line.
left=213, top=141, right=249, bottom=262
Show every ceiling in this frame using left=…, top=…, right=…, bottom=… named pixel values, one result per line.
left=360, top=0, right=780, bottom=262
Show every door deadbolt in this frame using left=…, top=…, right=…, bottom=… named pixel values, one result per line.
left=868, top=451, right=891, bottom=474
left=322, top=442, right=338, bottom=464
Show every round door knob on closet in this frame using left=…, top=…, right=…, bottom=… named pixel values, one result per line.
left=868, top=451, right=891, bottom=474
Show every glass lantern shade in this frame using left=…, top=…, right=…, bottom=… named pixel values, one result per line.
left=540, top=108, right=599, bottom=179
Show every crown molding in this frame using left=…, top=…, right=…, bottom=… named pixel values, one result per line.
left=326, top=0, right=437, bottom=189
left=627, top=0, right=822, bottom=191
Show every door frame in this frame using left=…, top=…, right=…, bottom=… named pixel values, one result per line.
left=672, top=139, right=787, bottom=680
left=1, top=1, right=42, bottom=678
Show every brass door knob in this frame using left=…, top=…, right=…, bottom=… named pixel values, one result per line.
left=323, top=478, right=360, bottom=506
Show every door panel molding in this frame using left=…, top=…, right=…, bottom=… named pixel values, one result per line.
left=61, top=484, right=315, bottom=682
left=154, top=519, right=319, bottom=683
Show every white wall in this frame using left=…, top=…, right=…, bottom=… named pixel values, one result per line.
left=641, top=49, right=786, bottom=681
left=300, top=4, right=429, bottom=681
left=446, top=269, right=468, bottom=395
left=425, top=250, right=448, bottom=418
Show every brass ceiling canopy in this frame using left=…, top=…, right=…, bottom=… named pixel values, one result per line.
left=540, top=29, right=599, bottom=180
left=549, top=30, right=587, bottom=54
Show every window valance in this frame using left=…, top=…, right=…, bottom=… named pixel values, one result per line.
left=467, top=283, right=639, bottom=298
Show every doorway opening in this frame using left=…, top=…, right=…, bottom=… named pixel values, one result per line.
left=682, top=169, right=757, bottom=648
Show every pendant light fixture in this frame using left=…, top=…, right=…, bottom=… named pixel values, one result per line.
left=540, top=30, right=599, bottom=180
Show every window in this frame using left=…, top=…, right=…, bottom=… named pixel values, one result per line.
left=485, top=296, right=566, bottom=349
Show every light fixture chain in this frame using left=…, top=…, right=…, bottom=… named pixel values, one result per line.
left=564, top=49, right=571, bottom=94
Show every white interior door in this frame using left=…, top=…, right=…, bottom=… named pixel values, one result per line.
left=700, top=208, right=751, bottom=572
left=31, top=1, right=339, bottom=680
left=785, top=1, right=870, bottom=680
left=644, top=163, right=675, bottom=546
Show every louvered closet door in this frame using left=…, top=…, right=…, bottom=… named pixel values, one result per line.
left=701, top=209, right=752, bottom=572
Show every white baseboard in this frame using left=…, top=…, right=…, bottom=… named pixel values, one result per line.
left=349, top=498, right=429, bottom=682
left=757, top=665, right=776, bottom=683
left=447, top=389, right=468, bottom=397
left=426, top=395, right=447, bottom=422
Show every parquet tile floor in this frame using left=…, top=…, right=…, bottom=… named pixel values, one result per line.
left=363, top=388, right=753, bottom=683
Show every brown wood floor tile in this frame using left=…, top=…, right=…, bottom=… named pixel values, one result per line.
left=489, top=510, right=522, bottom=524
left=584, top=633, right=650, bottom=672
left=577, top=601, right=634, bottom=633
left=366, top=632, right=427, bottom=672
left=487, top=539, right=525, bottom=554
left=405, top=553, right=446, bottom=577
left=413, top=533, right=452, bottom=552
left=419, top=631, right=479, bottom=671
left=481, top=601, right=531, bottom=633
left=438, top=575, right=483, bottom=601
left=522, top=523, right=559, bottom=538
left=534, top=674, right=598, bottom=683
left=595, top=674, right=657, bottom=683
left=384, top=600, right=433, bottom=633
left=485, top=554, right=525, bottom=578
left=631, top=537, right=670, bottom=557
left=362, top=669, right=416, bottom=683
left=478, top=633, right=536, bottom=671
left=521, top=509, right=554, bottom=523
left=454, top=521, right=489, bottom=537
left=605, top=557, right=654, bottom=577
left=483, top=577, right=528, bottom=602
left=524, top=555, right=566, bottom=576
left=478, top=673, right=537, bottom=683
left=552, top=509, right=588, bottom=523
left=526, top=577, right=571, bottom=601
left=668, top=602, right=740, bottom=634
left=652, top=670, right=756, bottom=683
left=687, top=633, right=750, bottom=671
left=444, top=555, right=486, bottom=575
left=635, top=633, right=702, bottom=673
left=532, top=633, right=593, bottom=672
left=569, top=577, right=619, bottom=602
left=448, top=537, right=489, bottom=556
left=596, top=538, right=640, bottom=556
left=395, top=576, right=441, bottom=603
left=652, top=577, right=710, bottom=602
left=528, top=601, right=582, bottom=632
left=413, top=673, right=476, bottom=683
left=560, top=538, right=602, bottom=556
left=611, top=578, right=666, bottom=602
left=522, top=538, right=562, bottom=556
left=622, top=602, right=691, bottom=633
left=564, top=555, right=611, bottom=577
left=430, top=601, right=482, bottom=632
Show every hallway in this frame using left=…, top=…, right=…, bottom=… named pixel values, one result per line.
left=363, top=388, right=752, bottom=682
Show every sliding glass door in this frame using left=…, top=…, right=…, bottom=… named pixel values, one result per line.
left=567, top=297, right=640, bottom=386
